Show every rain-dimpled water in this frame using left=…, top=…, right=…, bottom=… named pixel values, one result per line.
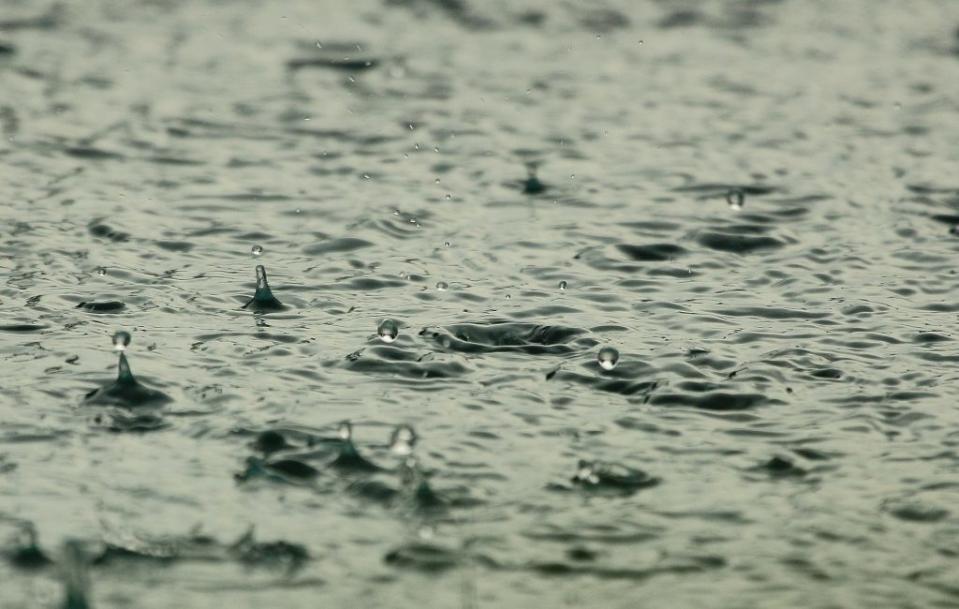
left=2, top=1, right=959, bottom=608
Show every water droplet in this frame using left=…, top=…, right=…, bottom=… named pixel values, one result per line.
left=316, top=41, right=323, bottom=49
left=570, top=174, right=575, bottom=180
left=436, top=281, right=448, bottom=291
left=408, top=123, right=415, bottom=131
left=505, top=294, right=511, bottom=300
left=445, top=193, right=452, bottom=200
left=112, top=331, right=131, bottom=352
left=338, top=420, right=352, bottom=441
left=726, top=188, right=745, bottom=210
left=444, top=241, right=451, bottom=247
left=597, top=346, right=619, bottom=371
left=434, top=178, right=440, bottom=184
left=377, top=319, right=399, bottom=343
left=558, top=280, right=568, bottom=290
left=251, top=245, right=263, bottom=257
left=96, top=267, right=107, bottom=276
left=390, top=424, right=417, bottom=456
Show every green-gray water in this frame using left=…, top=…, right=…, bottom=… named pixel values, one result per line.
left=2, top=1, right=959, bottom=607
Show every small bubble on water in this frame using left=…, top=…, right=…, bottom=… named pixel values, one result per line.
left=96, top=267, right=107, bottom=276
left=436, top=281, right=448, bottom=291
left=338, top=420, right=353, bottom=441
left=377, top=319, right=399, bottom=343
left=726, top=188, right=745, bottom=211
left=112, top=331, right=131, bottom=352
left=390, top=424, right=417, bottom=456
left=559, top=280, right=568, bottom=290
left=597, top=346, right=619, bottom=371
left=251, top=245, right=263, bottom=257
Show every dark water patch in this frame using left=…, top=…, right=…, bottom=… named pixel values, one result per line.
left=751, top=456, right=807, bottom=478
left=88, top=221, right=130, bottom=242
left=422, top=321, right=588, bottom=355
left=64, top=146, right=124, bottom=161
left=303, top=237, right=373, bottom=255
left=342, top=355, right=469, bottom=380
left=616, top=243, right=687, bottom=261
left=384, top=542, right=461, bottom=572
left=713, top=307, right=829, bottom=320
left=673, top=183, right=779, bottom=196
left=915, top=332, right=951, bottom=343
left=76, top=301, right=125, bottom=314
left=0, top=41, right=15, bottom=55
left=657, top=9, right=704, bottom=29
left=0, top=324, right=47, bottom=333
left=697, top=230, right=784, bottom=254
left=650, top=392, right=773, bottom=411
left=155, top=240, right=194, bottom=252
left=287, top=57, right=379, bottom=72
left=809, top=367, right=842, bottom=380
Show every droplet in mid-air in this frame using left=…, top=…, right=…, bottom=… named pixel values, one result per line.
left=112, top=331, right=131, bottom=352
left=558, top=280, right=568, bottom=290
left=251, top=245, right=263, bottom=257
left=597, top=346, right=619, bottom=371
left=96, top=267, right=107, bottom=276
left=390, top=424, right=417, bottom=456
left=377, top=319, right=399, bottom=343
left=242, top=265, right=286, bottom=312
left=726, top=188, right=745, bottom=210
left=338, top=420, right=353, bottom=442
left=436, top=281, right=448, bottom=291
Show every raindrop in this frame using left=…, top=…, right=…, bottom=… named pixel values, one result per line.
left=112, top=331, right=131, bottom=352
left=251, top=244, right=263, bottom=257
left=338, top=420, right=352, bottom=441
left=377, top=319, right=399, bottom=343
left=434, top=178, right=440, bottom=184
left=436, top=281, right=448, bottom=291
left=726, top=189, right=745, bottom=210
left=445, top=193, right=452, bottom=200
left=390, top=424, right=417, bottom=456
left=96, top=267, right=107, bottom=276
left=558, top=280, right=568, bottom=290
left=597, top=346, right=619, bottom=371
left=444, top=241, right=452, bottom=247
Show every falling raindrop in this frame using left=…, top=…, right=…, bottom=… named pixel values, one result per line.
left=436, top=282, right=448, bottom=291
left=558, top=280, right=568, bottom=290
left=251, top=245, right=263, bottom=257
left=377, top=319, right=399, bottom=343
left=96, top=267, right=107, bottom=276
left=726, top=189, right=745, bottom=210
left=597, top=346, right=619, bottom=371
left=390, top=424, right=417, bottom=456
left=112, top=331, right=131, bottom=352
left=338, top=420, right=352, bottom=441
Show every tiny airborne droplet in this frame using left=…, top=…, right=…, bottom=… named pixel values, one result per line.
left=377, top=319, right=399, bottom=343
left=436, top=281, right=448, bottom=291
left=559, top=280, right=568, bottom=290
left=96, top=267, right=107, bottom=276
left=251, top=245, right=263, bottom=257
left=726, top=189, right=745, bottom=211
left=338, top=420, right=353, bottom=441
left=390, top=424, right=417, bottom=456
left=112, top=331, right=131, bottom=352
left=597, top=346, right=619, bottom=371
